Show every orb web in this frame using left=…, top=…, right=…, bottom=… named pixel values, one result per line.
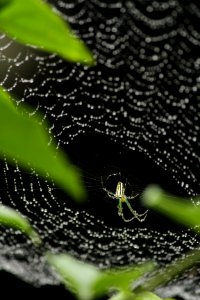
left=0, top=0, right=200, bottom=299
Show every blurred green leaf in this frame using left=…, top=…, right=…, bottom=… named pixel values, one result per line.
left=0, top=204, right=40, bottom=244
left=139, top=185, right=200, bottom=294
left=48, top=253, right=101, bottom=300
left=109, top=292, right=174, bottom=300
left=94, top=263, right=155, bottom=296
left=138, top=249, right=200, bottom=292
left=0, top=0, right=94, bottom=64
left=48, top=254, right=155, bottom=300
left=0, top=88, right=85, bottom=201
left=109, top=291, right=136, bottom=300
left=132, top=292, right=175, bottom=300
left=142, top=185, right=200, bottom=231
left=132, top=291, right=162, bottom=300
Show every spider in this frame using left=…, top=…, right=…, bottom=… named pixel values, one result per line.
left=102, top=178, right=148, bottom=222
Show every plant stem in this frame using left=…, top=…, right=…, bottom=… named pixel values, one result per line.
left=136, top=248, right=200, bottom=292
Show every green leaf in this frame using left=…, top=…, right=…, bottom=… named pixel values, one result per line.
left=0, top=205, right=41, bottom=245
left=47, top=254, right=102, bottom=300
left=0, top=0, right=94, bottom=64
left=109, top=292, right=174, bottom=300
left=137, top=249, right=200, bottom=292
left=0, top=88, right=86, bottom=201
left=48, top=253, right=155, bottom=300
left=132, top=292, right=162, bottom=300
left=94, top=263, right=155, bottom=296
left=109, top=291, right=136, bottom=300
left=142, top=185, right=200, bottom=231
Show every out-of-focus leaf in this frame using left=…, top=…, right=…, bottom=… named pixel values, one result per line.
left=142, top=185, right=200, bottom=231
left=109, top=291, right=136, bottom=300
left=132, top=291, right=162, bottom=300
left=94, top=263, right=155, bottom=296
left=140, top=186, right=200, bottom=295
left=0, top=205, right=40, bottom=244
left=48, top=253, right=155, bottom=300
left=109, top=292, right=174, bottom=300
left=48, top=254, right=101, bottom=300
left=134, top=293, right=175, bottom=300
left=132, top=292, right=175, bottom=300
left=0, top=0, right=94, bottom=64
left=0, top=88, right=85, bottom=201
left=138, top=249, right=200, bottom=292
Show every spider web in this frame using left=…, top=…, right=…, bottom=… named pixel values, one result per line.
left=0, top=0, right=200, bottom=298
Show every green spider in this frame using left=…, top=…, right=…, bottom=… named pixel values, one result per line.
left=102, top=180, right=148, bottom=222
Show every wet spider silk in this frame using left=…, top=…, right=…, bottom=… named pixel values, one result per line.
left=0, top=0, right=200, bottom=298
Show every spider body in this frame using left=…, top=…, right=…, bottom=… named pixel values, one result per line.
left=115, top=181, right=126, bottom=202
left=102, top=177, right=148, bottom=223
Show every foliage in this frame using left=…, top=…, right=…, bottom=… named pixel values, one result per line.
left=130, top=292, right=173, bottom=300
left=0, top=204, right=40, bottom=244
left=143, top=185, right=200, bottom=231
left=48, top=254, right=154, bottom=300
left=0, top=88, right=85, bottom=200
left=0, top=1, right=199, bottom=300
left=138, top=249, right=200, bottom=293
left=0, top=0, right=94, bottom=64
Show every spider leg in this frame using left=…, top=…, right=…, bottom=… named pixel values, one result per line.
left=102, top=189, right=117, bottom=200
left=125, top=198, right=148, bottom=222
left=101, top=177, right=117, bottom=199
left=124, top=179, right=127, bottom=189
left=126, top=193, right=139, bottom=200
left=101, top=176, right=110, bottom=193
left=117, top=200, right=137, bottom=222
left=118, top=199, right=123, bottom=216
left=126, top=194, right=148, bottom=218
left=107, top=192, right=117, bottom=200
